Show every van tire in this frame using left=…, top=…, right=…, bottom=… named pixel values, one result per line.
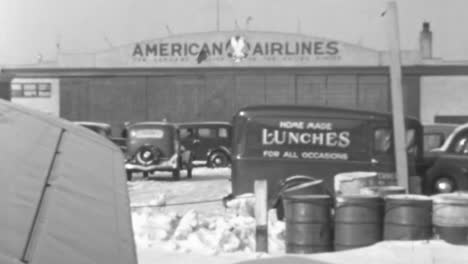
left=143, top=172, right=149, bottom=179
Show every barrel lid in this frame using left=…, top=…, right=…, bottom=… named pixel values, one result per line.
left=432, top=192, right=468, bottom=204
left=283, top=194, right=331, bottom=201
left=385, top=194, right=432, bottom=201
left=336, top=194, right=381, bottom=203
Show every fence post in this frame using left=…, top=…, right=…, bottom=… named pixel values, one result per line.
left=255, top=179, right=268, bottom=252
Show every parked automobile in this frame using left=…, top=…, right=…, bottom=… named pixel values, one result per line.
left=74, top=121, right=127, bottom=152
left=423, top=123, right=468, bottom=194
left=230, top=105, right=423, bottom=218
left=124, top=122, right=193, bottom=181
left=423, top=123, right=458, bottom=153
left=178, top=122, right=232, bottom=168
left=74, top=121, right=112, bottom=138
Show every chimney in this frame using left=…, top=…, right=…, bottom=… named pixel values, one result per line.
left=419, top=22, right=433, bottom=59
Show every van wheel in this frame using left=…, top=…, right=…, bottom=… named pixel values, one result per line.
left=143, top=172, right=149, bottom=179
left=126, top=171, right=133, bottom=181
left=172, top=170, right=180, bottom=181
left=209, top=151, right=229, bottom=168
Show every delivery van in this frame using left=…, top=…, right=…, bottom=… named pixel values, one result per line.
left=230, top=105, right=423, bottom=207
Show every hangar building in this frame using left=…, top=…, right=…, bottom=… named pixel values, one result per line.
left=2, top=23, right=468, bottom=135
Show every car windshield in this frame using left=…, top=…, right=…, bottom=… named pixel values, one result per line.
left=132, top=129, right=164, bottom=139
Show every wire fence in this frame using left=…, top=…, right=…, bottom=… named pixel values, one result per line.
left=130, top=198, right=224, bottom=209
left=129, top=194, right=254, bottom=209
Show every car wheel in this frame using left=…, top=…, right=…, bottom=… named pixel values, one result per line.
left=172, top=170, right=180, bottom=181
left=433, top=176, right=457, bottom=194
left=126, top=171, right=133, bottom=181
left=209, top=151, right=230, bottom=168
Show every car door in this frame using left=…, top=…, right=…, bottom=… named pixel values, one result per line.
left=217, top=126, right=232, bottom=150
left=196, top=127, right=217, bottom=159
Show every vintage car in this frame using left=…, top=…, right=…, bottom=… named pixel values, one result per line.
left=74, top=121, right=112, bottom=138
left=74, top=121, right=127, bottom=152
left=230, top=105, right=423, bottom=218
left=423, top=123, right=468, bottom=194
left=124, top=122, right=193, bottom=181
left=178, top=122, right=232, bottom=167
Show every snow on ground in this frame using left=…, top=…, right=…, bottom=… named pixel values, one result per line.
left=128, top=167, right=232, bottom=216
left=129, top=167, right=468, bottom=264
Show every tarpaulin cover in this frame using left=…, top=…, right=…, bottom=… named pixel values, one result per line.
left=0, top=99, right=137, bottom=264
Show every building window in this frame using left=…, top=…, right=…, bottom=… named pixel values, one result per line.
left=38, top=83, right=52, bottom=97
left=23, top=84, right=38, bottom=97
left=10, top=83, right=52, bottom=98
left=10, top=83, right=22, bottom=97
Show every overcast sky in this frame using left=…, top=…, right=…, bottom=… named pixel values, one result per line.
left=1, top=0, right=467, bottom=65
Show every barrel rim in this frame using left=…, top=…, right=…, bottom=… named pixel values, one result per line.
left=432, top=192, right=468, bottom=204
left=283, top=194, right=331, bottom=201
left=336, top=194, right=382, bottom=203
left=385, top=194, right=432, bottom=201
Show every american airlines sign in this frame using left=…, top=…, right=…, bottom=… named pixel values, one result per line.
left=129, top=32, right=349, bottom=66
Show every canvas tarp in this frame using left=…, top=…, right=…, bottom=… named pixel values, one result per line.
left=0, top=99, right=137, bottom=264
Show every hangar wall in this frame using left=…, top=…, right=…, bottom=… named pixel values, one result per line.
left=421, top=76, right=468, bottom=124
left=58, top=70, right=420, bottom=135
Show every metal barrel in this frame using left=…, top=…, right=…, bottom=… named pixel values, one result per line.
left=384, top=194, right=433, bottom=240
left=283, top=194, right=333, bottom=254
left=432, top=193, right=468, bottom=245
left=334, top=195, right=383, bottom=251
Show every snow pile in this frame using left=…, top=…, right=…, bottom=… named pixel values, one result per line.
left=131, top=202, right=286, bottom=255
left=132, top=207, right=180, bottom=247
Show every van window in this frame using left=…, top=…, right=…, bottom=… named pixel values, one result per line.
left=243, top=117, right=368, bottom=161
left=374, top=128, right=392, bottom=153
left=374, top=128, right=418, bottom=155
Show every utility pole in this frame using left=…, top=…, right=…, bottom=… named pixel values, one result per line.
left=385, top=1, right=409, bottom=192
left=216, top=0, right=220, bottom=31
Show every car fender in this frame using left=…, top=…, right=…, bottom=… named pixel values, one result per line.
left=425, top=160, right=468, bottom=193
left=207, top=146, right=231, bottom=158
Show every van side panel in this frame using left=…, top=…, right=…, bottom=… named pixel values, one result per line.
left=231, top=159, right=374, bottom=200
left=231, top=106, right=423, bottom=199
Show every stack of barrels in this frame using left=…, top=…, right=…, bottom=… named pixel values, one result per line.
left=283, top=187, right=468, bottom=254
